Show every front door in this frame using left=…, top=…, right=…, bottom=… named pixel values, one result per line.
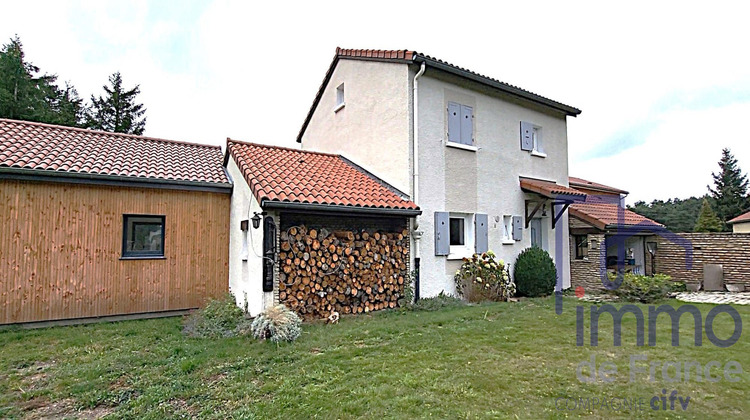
left=530, top=219, right=543, bottom=249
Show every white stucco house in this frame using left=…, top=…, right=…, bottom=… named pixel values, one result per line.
left=297, top=48, right=584, bottom=298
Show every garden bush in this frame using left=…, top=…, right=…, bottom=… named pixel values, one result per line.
left=183, top=293, right=250, bottom=338
left=513, top=247, right=556, bottom=297
left=454, top=251, right=515, bottom=302
left=608, top=273, right=683, bottom=303
left=251, top=305, right=302, bottom=343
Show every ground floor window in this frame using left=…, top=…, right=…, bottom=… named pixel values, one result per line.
left=122, top=215, right=165, bottom=258
left=574, top=235, right=588, bottom=259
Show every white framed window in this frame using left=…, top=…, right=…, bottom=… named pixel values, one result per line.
left=502, top=215, right=514, bottom=244
left=334, top=83, right=345, bottom=112
left=448, top=213, right=474, bottom=258
left=532, top=126, right=543, bottom=154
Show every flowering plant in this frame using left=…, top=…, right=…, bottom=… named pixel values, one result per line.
left=454, top=251, right=515, bottom=302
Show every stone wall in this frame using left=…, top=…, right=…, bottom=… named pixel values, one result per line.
left=655, top=233, right=750, bottom=288
left=569, top=233, right=606, bottom=291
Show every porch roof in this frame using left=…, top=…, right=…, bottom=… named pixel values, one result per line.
left=570, top=202, right=663, bottom=230
left=519, top=177, right=587, bottom=200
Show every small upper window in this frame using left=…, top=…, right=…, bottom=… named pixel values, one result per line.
left=335, top=83, right=345, bottom=111
left=122, top=215, right=165, bottom=258
left=532, top=126, right=543, bottom=154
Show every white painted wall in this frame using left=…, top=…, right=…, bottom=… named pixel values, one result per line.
left=300, top=59, right=412, bottom=193
left=415, top=70, right=573, bottom=296
left=226, top=158, right=273, bottom=316
left=300, top=59, right=575, bottom=298
left=733, top=222, right=750, bottom=233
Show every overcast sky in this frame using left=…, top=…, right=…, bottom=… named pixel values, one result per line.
left=2, top=1, right=749, bottom=203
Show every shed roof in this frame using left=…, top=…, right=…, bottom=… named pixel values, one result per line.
left=226, top=139, right=420, bottom=216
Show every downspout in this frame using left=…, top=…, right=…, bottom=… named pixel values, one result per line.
left=412, top=61, right=426, bottom=301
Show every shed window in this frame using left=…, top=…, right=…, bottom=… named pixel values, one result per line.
left=122, top=215, right=165, bottom=258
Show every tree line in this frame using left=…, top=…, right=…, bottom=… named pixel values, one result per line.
left=0, top=36, right=146, bottom=134
left=629, top=148, right=749, bottom=232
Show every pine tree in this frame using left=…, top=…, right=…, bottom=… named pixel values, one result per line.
left=0, top=36, right=57, bottom=122
left=694, top=198, right=724, bottom=232
left=85, top=72, right=146, bottom=135
left=708, top=148, right=749, bottom=228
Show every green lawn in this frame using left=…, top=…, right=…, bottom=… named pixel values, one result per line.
left=0, top=298, right=747, bottom=419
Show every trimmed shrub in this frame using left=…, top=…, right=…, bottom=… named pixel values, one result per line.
left=183, top=293, right=250, bottom=338
left=251, top=305, right=302, bottom=343
left=454, top=251, right=515, bottom=302
left=513, top=247, right=556, bottom=297
left=608, top=273, right=683, bottom=303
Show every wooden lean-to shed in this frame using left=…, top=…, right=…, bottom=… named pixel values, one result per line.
left=0, top=119, right=232, bottom=325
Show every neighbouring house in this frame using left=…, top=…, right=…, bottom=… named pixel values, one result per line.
left=224, top=139, right=420, bottom=318
left=728, top=210, right=750, bottom=233
left=0, top=118, right=231, bottom=325
left=567, top=176, right=662, bottom=291
left=296, top=48, right=582, bottom=297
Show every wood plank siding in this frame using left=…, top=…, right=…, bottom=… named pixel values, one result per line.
left=0, top=179, right=230, bottom=324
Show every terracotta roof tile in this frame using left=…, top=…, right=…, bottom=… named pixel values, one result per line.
left=728, top=210, right=750, bottom=224
left=227, top=139, right=418, bottom=211
left=570, top=202, right=662, bottom=230
left=569, top=176, right=629, bottom=195
left=0, top=118, right=229, bottom=185
left=520, top=177, right=586, bottom=199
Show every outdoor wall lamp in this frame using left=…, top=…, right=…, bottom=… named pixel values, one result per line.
left=647, top=241, right=657, bottom=255
left=542, top=204, right=548, bottom=217
left=251, top=211, right=267, bottom=229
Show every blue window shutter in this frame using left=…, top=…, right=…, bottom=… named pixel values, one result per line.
left=512, top=216, right=523, bottom=241
left=435, top=212, right=450, bottom=256
left=447, top=102, right=461, bottom=143
left=460, top=105, right=473, bottom=145
left=520, top=121, right=533, bottom=151
left=475, top=213, right=488, bottom=253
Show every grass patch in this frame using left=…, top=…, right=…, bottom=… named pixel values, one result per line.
left=0, top=298, right=748, bottom=418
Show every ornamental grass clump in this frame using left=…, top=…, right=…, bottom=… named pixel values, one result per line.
left=183, top=293, right=250, bottom=338
left=251, top=304, right=302, bottom=343
left=454, top=251, right=515, bottom=302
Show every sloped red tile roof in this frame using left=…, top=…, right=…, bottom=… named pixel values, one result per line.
left=297, top=47, right=581, bottom=142
left=569, top=176, right=629, bottom=195
left=227, top=139, right=419, bottom=213
left=520, top=177, right=586, bottom=199
left=570, top=202, right=663, bottom=230
left=0, top=118, right=229, bottom=187
left=728, top=210, right=750, bottom=224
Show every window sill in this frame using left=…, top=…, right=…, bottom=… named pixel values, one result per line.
left=447, top=253, right=471, bottom=260
left=446, top=141, right=478, bottom=152
left=333, top=102, right=345, bottom=113
left=531, top=150, right=547, bottom=158
left=502, top=240, right=515, bottom=245
left=120, top=256, right=167, bottom=261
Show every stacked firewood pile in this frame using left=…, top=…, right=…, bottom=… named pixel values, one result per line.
left=278, top=225, right=409, bottom=319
